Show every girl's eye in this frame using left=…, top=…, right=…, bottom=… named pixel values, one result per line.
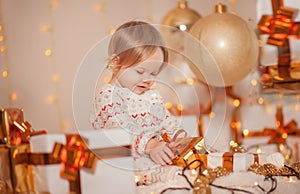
left=151, top=72, right=158, bottom=76
left=136, top=70, right=144, bottom=74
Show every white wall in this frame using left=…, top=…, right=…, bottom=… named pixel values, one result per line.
left=0, top=0, right=299, bottom=152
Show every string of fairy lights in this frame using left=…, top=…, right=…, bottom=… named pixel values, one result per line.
left=0, top=1, right=14, bottom=107
left=42, top=0, right=67, bottom=130
left=1, top=0, right=300, bottom=133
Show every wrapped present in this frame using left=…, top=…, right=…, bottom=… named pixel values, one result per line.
left=0, top=108, right=36, bottom=193
left=0, top=108, right=47, bottom=193
left=233, top=103, right=300, bottom=163
left=171, top=137, right=208, bottom=170
left=206, top=151, right=285, bottom=172
left=29, top=129, right=136, bottom=194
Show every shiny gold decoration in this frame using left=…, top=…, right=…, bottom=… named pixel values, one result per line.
left=161, top=0, right=201, bottom=30
left=230, top=144, right=247, bottom=153
left=193, top=166, right=230, bottom=194
left=248, top=162, right=300, bottom=178
left=188, top=4, right=258, bottom=87
left=205, top=167, right=231, bottom=180
left=193, top=175, right=211, bottom=194
left=161, top=0, right=201, bottom=51
left=10, top=144, right=35, bottom=193
left=258, top=0, right=300, bottom=93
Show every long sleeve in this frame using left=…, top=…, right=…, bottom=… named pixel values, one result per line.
left=90, top=85, right=122, bottom=129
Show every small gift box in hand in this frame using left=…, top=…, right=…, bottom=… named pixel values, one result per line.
left=161, top=130, right=209, bottom=170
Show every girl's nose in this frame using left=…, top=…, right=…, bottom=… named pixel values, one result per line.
left=143, top=73, right=154, bottom=82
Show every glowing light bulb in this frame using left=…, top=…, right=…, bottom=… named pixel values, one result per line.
left=281, top=133, right=287, bottom=139
left=257, top=97, right=264, bottom=105
left=134, top=176, right=139, bottom=183
left=41, top=25, right=51, bottom=32
left=179, top=24, right=187, bottom=31
left=251, top=79, right=257, bottom=86
left=209, top=112, right=215, bottom=118
left=52, top=73, right=60, bottom=83
left=294, top=104, right=299, bottom=111
left=218, top=40, right=226, bottom=48
left=61, top=121, right=69, bottom=130
left=0, top=45, right=6, bottom=52
left=186, top=77, right=195, bottom=85
left=191, top=169, right=197, bottom=175
left=165, top=102, right=173, bottom=110
left=44, top=49, right=53, bottom=56
left=0, top=25, right=3, bottom=31
left=94, top=3, right=104, bottom=12
left=10, top=93, right=17, bottom=101
left=103, top=76, right=111, bottom=83
left=0, top=35, right=4, bottom=42
left=233, top=99, right=240, bottom=107
left=229, top=140, right=235, bottom=146
left=2, top=70, right=8, bottom=78
left=47, top=95, right=57, bottom=104
left=49, top=1, right=58, bottom=8
left=177, top=104, right=184, bottom=112
left=243, top=129, right=249, bottom=137
left=256, top=147, right=262, bottom=154
left=109, top=28, right=116, bottom=35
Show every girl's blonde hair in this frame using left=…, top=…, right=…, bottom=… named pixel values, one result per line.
left=107, top=20, right=169, bottom=72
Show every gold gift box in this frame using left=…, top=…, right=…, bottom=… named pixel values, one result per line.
left=171, top=137, right=208, bottom=170
left=0, top=108, right=34, bottom=193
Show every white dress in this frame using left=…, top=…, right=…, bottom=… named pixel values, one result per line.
left=90, top=84, right=193, bottom=193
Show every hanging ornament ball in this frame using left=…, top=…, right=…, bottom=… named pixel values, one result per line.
left=161, top=0, right=201, bottom=51
left=186, top=6, right=258, bottom=87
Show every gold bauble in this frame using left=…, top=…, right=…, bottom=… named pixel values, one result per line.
left=186, top=11, right=259, bottom=87
left=161, top=0, right=201, bottom=51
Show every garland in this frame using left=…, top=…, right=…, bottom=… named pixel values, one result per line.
left=159, top=159, right=300, bottom=194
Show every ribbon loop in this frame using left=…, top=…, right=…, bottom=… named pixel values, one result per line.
left=51, top=134, right=97, bottom=182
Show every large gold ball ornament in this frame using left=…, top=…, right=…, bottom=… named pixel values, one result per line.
left=187, top=11, right=259, bottom=87
left=161, top=0, right=201, bottom=51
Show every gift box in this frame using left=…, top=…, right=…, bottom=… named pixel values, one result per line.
left=0, top=108, right=36, bottom=193
left=236, top=104, right=300, bottom=162
left=29, top=128, right=136, bottom=194
left=206, top=152, right=284, bottom=172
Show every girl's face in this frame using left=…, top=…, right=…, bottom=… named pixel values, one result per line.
left=114, top=49, right=164, bottom=95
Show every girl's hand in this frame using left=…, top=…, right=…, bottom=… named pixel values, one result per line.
left=145, top=138, right=175, bottom=166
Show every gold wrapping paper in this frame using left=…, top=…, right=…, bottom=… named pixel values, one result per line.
left=0, top=108, right=35, bottom=193
left=170, top=137, right=209, bottom=170
left=0, top=145, right=13, bottom=194
left=10, top=144, right=34, bottom=193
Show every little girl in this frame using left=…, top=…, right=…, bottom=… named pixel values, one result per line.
left=90, top=20, right=194, bottom=193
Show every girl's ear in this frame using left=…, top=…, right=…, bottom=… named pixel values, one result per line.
left=111, top=54, right=120, bottom=65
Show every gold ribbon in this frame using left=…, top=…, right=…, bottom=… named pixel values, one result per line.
left=258, top=2, right=300, bottom=46
left=51, top=134, right=97, bottom=181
